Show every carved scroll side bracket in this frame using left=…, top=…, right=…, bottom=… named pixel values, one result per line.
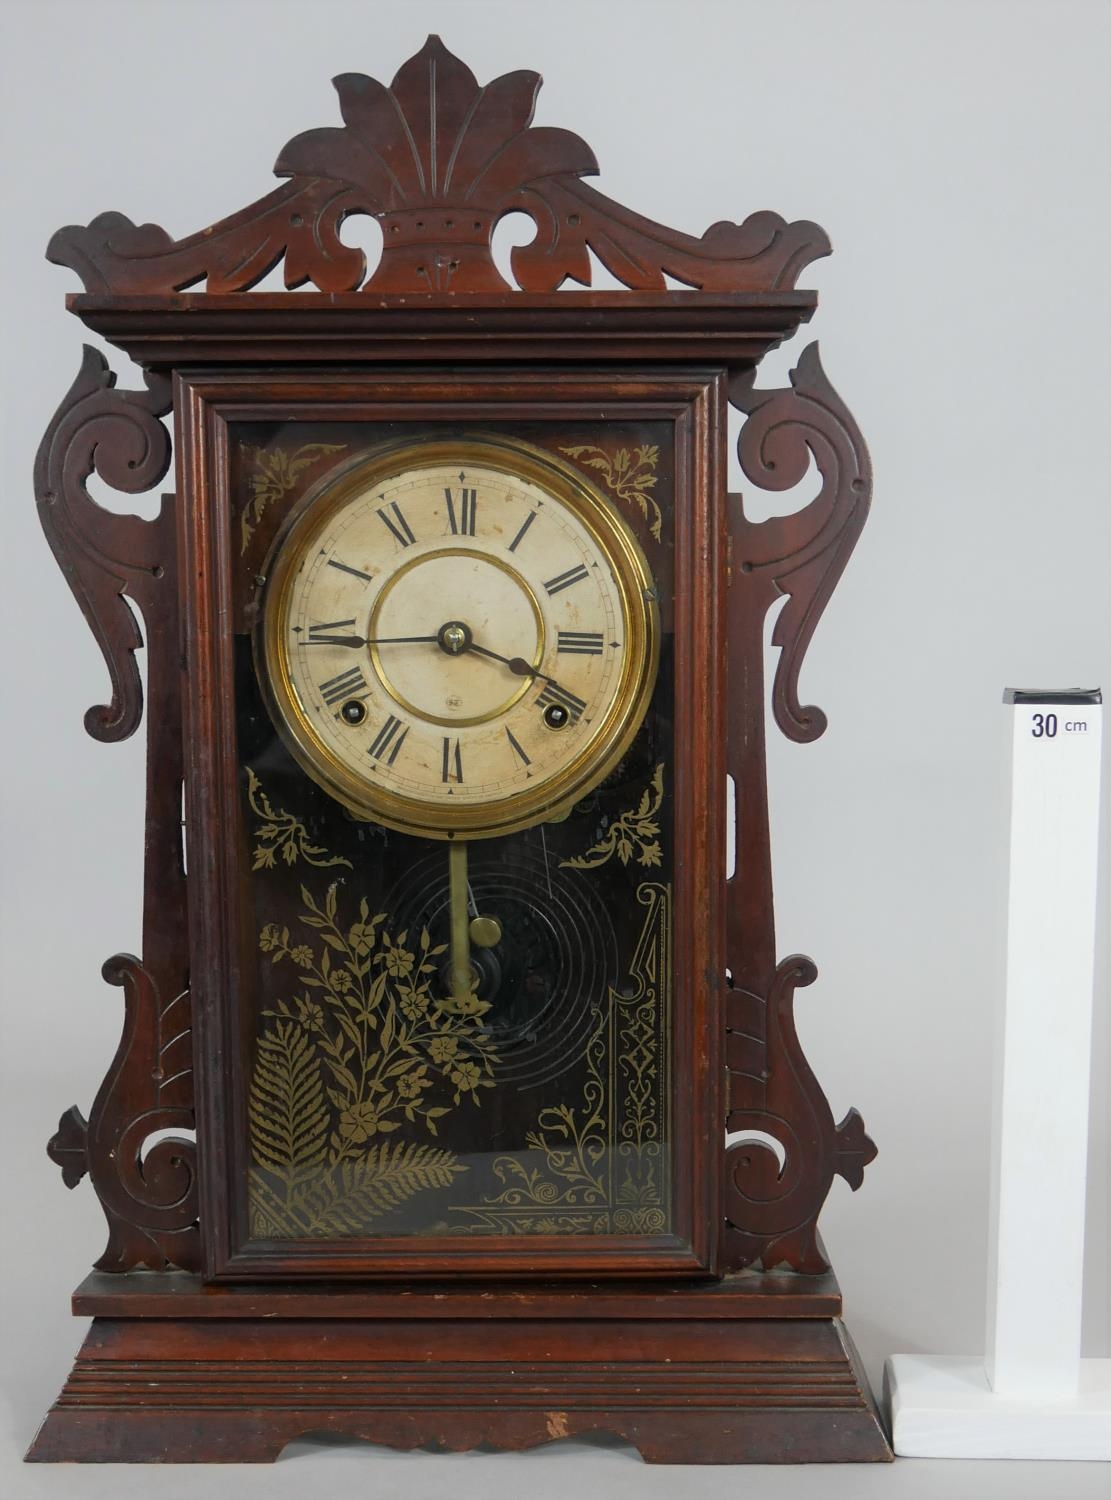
left=722, top=344, right=875, bottom=1272
left=722, top=960, right=877, bottom=1272
left=34, top=344, right=171, bottom=741
left=38, top=347, right=198, bottom=1272
left=86, top=957, right=198, bottom=1272
left=47, top=35, right=830, bottom=297
left=729, top=341, right=872, bottom=744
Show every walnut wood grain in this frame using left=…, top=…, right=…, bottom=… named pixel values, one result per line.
left=68, top=1266, right=844, bottom=1319
left=730, top=342, right=873, bottom=743
left=48, top=37, right=829, bottom=298
left=36, top=348, right=198, bottom=1272
left=173, top=367, right=724, bottom=1282
left=32, top=28, right=885, bottom=1466
left=29, top=1279, right=891, bottom=1463
left=66, top=290, right=817, bottom=370
left=721, top=343, right=876, bottom=1272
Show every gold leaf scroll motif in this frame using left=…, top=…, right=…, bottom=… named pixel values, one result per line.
left=613, top=881, right=671, bottom=1228
left=488, top=1007, right=608, bottom=1205
left=560, top=762, right=663, bottom=871
left=240, top=442, right=345, bottom=554
left=247, top=767, right=353, bottom=870
left=559, top=443, right=662, bottom=541
left=450, top=881, right=671, bottom=1236
left=245, top=774, right=498, bottom=1238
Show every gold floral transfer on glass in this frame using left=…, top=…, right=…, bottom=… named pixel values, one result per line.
left=244, top=765, right=671, bottom=1240
left=247, top=767, right=353, bottom=871
left=559, top=442, right=662, bottom=541
left=449, top=881, right=671, bottom=1236
left=560, top=762, right=663, bottom=870
left=240, top=441, right=346, bottom=554
left=245, top=773, right=498, bottom=1238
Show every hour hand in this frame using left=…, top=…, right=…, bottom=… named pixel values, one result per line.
left=467, top=638, right=585, bottom=724
left=506, top=655, right=550, bottom=682
left=467, top=638, right=555, bottom=687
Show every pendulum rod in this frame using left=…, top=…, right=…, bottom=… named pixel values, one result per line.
left=448, top=840, right=473, bottom=1011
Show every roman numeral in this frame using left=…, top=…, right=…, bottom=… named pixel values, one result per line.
left=318, top=666, right=367, bottom=705
left=537, top=681, right=588, bottom=724
left=441, top=737, right=464, bottom=784
left=306, top=618, right=356, bottom=644
left=367, top=714, right=408, bottom=766
left=557, top=630, right=604, bottom=655
left=543, top=563, right=589, bottom=596
left=505, top=726, right=531, bottom=767
left=376, top=500, right=416, bottom=548
left=327, top=558, right=373, bottom=583
left=445, top=486, right=477, bottom=536
left=507, top=510, right=537, bottom=553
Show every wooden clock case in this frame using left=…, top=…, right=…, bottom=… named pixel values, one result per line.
left=28, top=37, right=891, bottom=1464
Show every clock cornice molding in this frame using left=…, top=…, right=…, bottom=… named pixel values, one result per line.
left=67, top=290, right=818, bottom=370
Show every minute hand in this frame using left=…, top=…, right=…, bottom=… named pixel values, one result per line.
left=301, top=633, right=439, bottom=648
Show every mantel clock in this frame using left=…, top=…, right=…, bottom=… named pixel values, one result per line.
left=28, top=37, right=890, bottom=1464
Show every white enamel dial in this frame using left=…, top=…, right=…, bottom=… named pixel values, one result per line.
left=259, top=438, right=658, bottom=839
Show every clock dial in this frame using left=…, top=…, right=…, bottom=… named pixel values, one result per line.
left=259, top=437, right=659, bottom=838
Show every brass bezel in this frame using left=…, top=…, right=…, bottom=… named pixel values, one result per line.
left=256, top=433, right=660, bottom=841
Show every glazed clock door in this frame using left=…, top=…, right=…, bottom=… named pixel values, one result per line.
left=179, top=368, right=725, bottom=1280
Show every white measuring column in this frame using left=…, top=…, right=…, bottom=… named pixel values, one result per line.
left=886, top=687, right=1109, bottom=1460
left=988, top=687, right=1104, bottom=1397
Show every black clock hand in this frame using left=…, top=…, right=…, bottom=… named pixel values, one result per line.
left=300, top=633, right=439, bottom=648
left=467, top=639, right=586, bottom=725
left=467, top=639, right=558, bottom=687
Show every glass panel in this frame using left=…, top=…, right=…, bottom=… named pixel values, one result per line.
left=228, top=419, right=676, bottom=1241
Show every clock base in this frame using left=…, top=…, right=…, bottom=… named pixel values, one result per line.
left=27, top=1270, right=892, bottom=1464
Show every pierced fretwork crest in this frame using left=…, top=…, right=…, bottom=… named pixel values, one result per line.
left=48, top=35, right=830, bottom=297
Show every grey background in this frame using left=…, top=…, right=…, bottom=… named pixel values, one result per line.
left=2, top=0, right=1108, bottom=1495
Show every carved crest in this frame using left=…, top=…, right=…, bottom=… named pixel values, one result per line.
left=48, top=35, right=829, bottom=296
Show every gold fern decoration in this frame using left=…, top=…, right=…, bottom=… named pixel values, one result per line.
left=246, top=831, right=497, bottom=1238
left=559, top=443, right=662, bottom=541
left=247, top=1020, right=329, bottom=1190
left=248, top=1142, right=466, bottom=1237
left=560, top=763, right=664, bottom=870
left=297, top=1144, right=467, bottom=1236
